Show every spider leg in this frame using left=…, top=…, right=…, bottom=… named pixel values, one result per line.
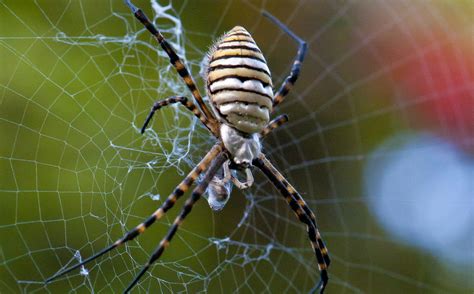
left=230, top=168, right=254, bottom=189
left=141, top=96, right=215, bottom=135
left=253, top=153, right=330, bottom=294
left=262, top=11, right=307, bottom=110
left=256, top=153, right=330, bottom=262
left=125, top=0, right=219, bottom=134
left=124, top=151, right=228, bottom=293
left=45, top=144, right=223, bottom=284
left=260, top=114, right=289, bottom=138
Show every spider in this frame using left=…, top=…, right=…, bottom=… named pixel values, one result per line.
left=45, top=1, right=330, bottom=293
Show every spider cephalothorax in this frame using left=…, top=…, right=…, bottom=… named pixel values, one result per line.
left=46, top=1, right=331, bottom=293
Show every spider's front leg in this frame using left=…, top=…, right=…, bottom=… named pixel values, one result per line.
left=253, top=153, right=330, bottom=294
left=141, top=96, right=216, bottom=135
left=124, top=151, right=228, bottom=292
left=44, top=144, right=223, bottom=285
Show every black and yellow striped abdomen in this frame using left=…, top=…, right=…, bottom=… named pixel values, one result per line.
left=206, top=26, right=273, bottom=134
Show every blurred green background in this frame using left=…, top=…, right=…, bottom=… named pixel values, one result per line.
left=1, top=0, right=472, bottom=293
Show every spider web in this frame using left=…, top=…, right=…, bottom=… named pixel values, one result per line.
left=1, top=0, right=472, bottom=293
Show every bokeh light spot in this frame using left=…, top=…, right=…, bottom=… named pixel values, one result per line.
left=365, top=133, right=473, bottom=266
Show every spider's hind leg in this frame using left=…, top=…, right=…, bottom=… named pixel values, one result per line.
left=262, top=11, right=307, bottom=110
left=125, top=0, right=218, bottom=134
left=260, top=114, right=289, bottom=138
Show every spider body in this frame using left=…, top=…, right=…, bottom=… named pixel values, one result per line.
left=219, top=123, right=261, bottom=166
left=46, top=1, right=331, bottom=293
left=207, top=25, right=273, bottom=202
left=207, top=26, right=273, bottom=134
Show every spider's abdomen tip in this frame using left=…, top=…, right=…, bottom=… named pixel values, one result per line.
left=229, top=26, right=248, bottom=33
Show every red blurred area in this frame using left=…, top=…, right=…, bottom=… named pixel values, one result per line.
left=357, top=2, right=473, bottom=148
left=393, top=37, right=473, bottom=141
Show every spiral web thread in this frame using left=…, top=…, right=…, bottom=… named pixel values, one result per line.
left=0, top=0, right=472, bottom=293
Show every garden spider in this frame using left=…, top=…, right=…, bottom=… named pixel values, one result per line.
left=46, top=0, right=331, bottom=293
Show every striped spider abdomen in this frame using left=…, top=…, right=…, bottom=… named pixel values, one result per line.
left=206, top=26, right=273, bottom=134
left=46, top=4, right=330, bottom=291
